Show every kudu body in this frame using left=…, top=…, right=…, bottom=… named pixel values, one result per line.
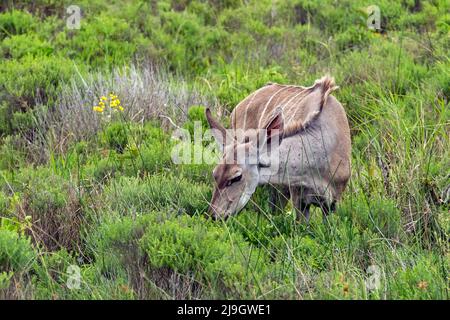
left=206, top=76, right=351, bottom=222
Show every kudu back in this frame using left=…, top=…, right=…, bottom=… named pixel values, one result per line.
left=206, top=76, right=351, bottom=222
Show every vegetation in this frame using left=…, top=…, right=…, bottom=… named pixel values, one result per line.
left=0, top=0, right=448, bottom=299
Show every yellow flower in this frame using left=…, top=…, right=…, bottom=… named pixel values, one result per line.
left=93, top=106, right=104, bottom=113
left=342, top=283, right=349, bottom=295
left=91, top=93, right=124, bottom=113
left=418, top=281, right=428, bottom=290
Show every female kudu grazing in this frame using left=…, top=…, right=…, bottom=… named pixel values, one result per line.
left=206, top=76, right=351, bottom=222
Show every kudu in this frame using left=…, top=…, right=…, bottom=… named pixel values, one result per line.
left=206, top=76, right=351, bottom=222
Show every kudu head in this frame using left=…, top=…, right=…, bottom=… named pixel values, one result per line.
left=205, top=108, right=284, bottom=220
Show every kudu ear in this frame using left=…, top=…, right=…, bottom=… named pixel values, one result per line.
left=261, top=108, right=284, bottom=148
left=255, top=109, right=284, bottom=167
left=205, top=108, right=231, bottom=153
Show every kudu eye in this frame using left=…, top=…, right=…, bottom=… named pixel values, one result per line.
left=226, top=175, right=242, bottom=187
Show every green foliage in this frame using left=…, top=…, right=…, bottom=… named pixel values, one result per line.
left=90, top=212, right=271, bottom=298
left=31, top=248, right=135, bottom=299
left=0, top=229, right=35, bottom=272
left=140, top=213, right=270, bottom=297
left=102, top=122, right=129, bottom=153
left=0, top=55, right=75, bottom=109
left=212, top=64, right=287, bottom=109
left=57, top=13, right=138, bottom=68
left=388, top=252, right=447, bottom=299
left=0, top=136, right=24, bottom=171
left=336, top=194, right=403, bottom=240
left=0, top=0, right=448, bottom=300
left=0, top=10, right=37, bottom=39
left=104, top=174, right=210, bottom=215
left=11, top=167, right=82, bottom=251
left=183, top=105, right=208, bottom=136
left=85, top=122, right=174, bottom=181
left=1, top=33, right=53, bottom=59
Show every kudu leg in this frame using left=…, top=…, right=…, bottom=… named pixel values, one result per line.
left=291, top=188, right=311, bottom=223
left=319, top=201, right=336, bottom=222
left=268, top=185, right=290, bottom=214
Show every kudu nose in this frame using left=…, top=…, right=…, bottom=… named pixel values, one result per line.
left=208, top=205, right=219, bottom=220
left=207, top=205, right=229, bottom=221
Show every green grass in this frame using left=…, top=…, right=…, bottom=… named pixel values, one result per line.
left=0, top=0, right=448, bottom=299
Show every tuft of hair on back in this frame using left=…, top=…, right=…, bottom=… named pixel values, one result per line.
left=311, top=75, right=339, bottom=110
left=282, top=75, right=339, bottom=139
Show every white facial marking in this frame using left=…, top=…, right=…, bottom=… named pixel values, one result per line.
left=234, top=165, right=259, bottom=214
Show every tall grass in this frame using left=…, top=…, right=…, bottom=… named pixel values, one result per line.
left=0, top=0, right=448, bottom=300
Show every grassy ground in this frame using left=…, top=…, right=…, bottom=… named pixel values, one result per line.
left=0, top=0, right=449, bottom=299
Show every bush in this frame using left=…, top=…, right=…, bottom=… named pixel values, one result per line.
left=0, top=229, right=35, bottom=272
left=387, top=252, right=448, bottom=299
left=0, top=10, right=37, bottom=40
left=1, top=33, right=53, bottom=59
left=0, top=55, right=75, bottom=111
left=337, top=193, right=403, bottom=240
left=0, top=0, right=448, bottom=300
left=56, top=14, right=138, bottom=68
left=102, top=122, right=129, bottom=154
left=91, top=212, right=271, bottom=298
left=126, top=122, right=174, bottom=174
left=85, top=122, right=174, bottom=181
left=87, top=156, right=121, bottom=183
left=183, top=105, right=209, bottom=137
left=212, top=63, right=287, bottom=109
left=31, top=248, right=135, bottom=299
left=334, top=25, right=371, bottom=51
left=0, top=136, right=25, bottom=171
left=0, top=229, right=36, bottom=298
left=140, top=213, right=270, bottom=298
left=104, top=174, right=210, bottom=215
left=13, top=168, right=83, bottom=251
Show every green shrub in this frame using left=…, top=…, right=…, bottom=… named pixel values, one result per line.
left=88, top=155, right=121, bottom=182
left=130, top=122, right=174, bottom=174
left=156, top=10, right=229, bottom=72
left=0, top=229, right=35, bottom=272
left=105, top=174, right=210, bottom=215
left=0, top=136, right=25, bottom=171
left=334, top=25, right=371, bottom=51
left=212, top=63, right=286, bottom=109
left=337, top=193, right=403, bottom=240
left=0, top=228, right=35, bottom=297
left=56, top=14, right=138, bottom=68
left=13, top=168, right=82, bottom=251
left=183, top=105, right=208, bottom=137
left=387, top=252, right=448, bottom=299
left=0, top=192, right=8, bottom=215
left=0, top=10, right=37, bottom=40
left=135, top=140, right=173, bottom=174
left=31, top=249, right=77, bottom=297
left=1, top=33, right=53, bottom=59
left=0, top=55, right=75, bottom=110
left=102, top=122, right=129, bottom=154
left=86, top=122, right=174, bottom=181
left=140, top=213, right=270, bottom=298
left=91, top=212, right=271, bottom=298
left=0, top=0, right=448, bottom=300
left=32, top=248, right=135, bottom=299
